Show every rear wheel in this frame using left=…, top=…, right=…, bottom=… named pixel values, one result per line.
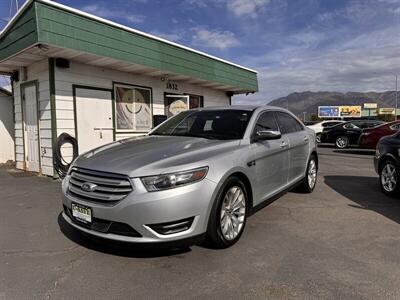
left=206, top=177, right=247, bottom=248
left=336, top=136, right=349, bottom=148
left=379, top=160, right=400, bottom=196
left=296, top=155, right=318, bottom=193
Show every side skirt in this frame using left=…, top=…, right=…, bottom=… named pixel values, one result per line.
left=250, top=176, right=304, bottom=216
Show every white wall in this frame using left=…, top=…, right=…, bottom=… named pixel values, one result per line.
left=54, top=61, right=230, bottom=157
left=13, top=59, right=52, bottom=175
left=0, top=92, right=14, bottom=163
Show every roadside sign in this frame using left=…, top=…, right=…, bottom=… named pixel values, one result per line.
left=318, top=106, right=340, bottom=118
left=379, top=108, right=395, bottom=115
left=340, top=106, right=361, bottom=118
left=364, top=103, right=377, bottom=109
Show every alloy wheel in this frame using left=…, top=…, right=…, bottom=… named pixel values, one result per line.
left=220, top=186, right=246, bottom=241
left=336, top=137, right=349, bottom=148
left=308, top=159, right=317, bottom=189
left=381, top=163, right=397, bottom=193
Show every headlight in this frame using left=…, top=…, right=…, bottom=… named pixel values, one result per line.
left=141, top=167, right=208, bottom=192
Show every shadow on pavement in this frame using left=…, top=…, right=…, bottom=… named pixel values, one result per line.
left=324, top=175, right=400, bottom=224
left=58, top=214, right=192, bottom=258
left=333, top=149, right=375, bottom=156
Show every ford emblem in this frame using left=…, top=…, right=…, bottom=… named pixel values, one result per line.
left=81, top=182, right=97, bottom=192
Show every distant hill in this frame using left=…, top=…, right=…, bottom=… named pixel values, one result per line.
left=268, top=91, right=398, bottom=118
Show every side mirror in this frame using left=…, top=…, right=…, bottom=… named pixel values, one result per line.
left=252, top=130, right=282, bottom=142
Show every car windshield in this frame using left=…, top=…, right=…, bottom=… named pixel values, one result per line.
left=150, top=109, right=253, bottom=140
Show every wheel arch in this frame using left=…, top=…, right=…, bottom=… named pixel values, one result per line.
left=378, top=154, right=398, bottom=172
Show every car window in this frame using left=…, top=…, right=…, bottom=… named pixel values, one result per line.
left=322, top=121, right=340, bottom=128
left=275, top=112, right=304, bottom=134
left=343, top=123, right=359, bottom=129
left=253, top=111, right=279, bottom=134
left=390, top=124, right=400, bottom=130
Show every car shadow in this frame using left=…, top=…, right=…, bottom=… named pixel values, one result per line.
left=332, top=149, right=375, bottom=156
left=324, top=175, right=400, bottom=224
left=58, top=214, right=192, bottom=258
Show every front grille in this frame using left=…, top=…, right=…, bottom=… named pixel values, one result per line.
left=63, top=205, right=142, bottom=237
left=68, top=167, right=133, bottom=204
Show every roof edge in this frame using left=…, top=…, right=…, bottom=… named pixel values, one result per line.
left=0, top=86, right=12, bottom=96
left=0, top=0, right=258, bottom=74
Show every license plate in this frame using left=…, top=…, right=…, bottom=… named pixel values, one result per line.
left=71, top=203, right=92, bottom=223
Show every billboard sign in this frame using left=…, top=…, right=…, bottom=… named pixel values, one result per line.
left=379, top=108, right=395, bottom=115
left=340, top=106, right=361, bottom=118
left=364, top=103, right=377, bottom=109
left=318, top=106, right=340, bottom=118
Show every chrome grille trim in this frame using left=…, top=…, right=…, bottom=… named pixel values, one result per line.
left=68, top=168, right=133, bottom=203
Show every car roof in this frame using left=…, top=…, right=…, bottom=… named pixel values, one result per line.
left=192, top=105, right=289, bottom=113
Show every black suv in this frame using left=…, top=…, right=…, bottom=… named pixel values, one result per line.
left=375, top=132, right=400, bottom=196
left=320, top=120, right=384, bottom=148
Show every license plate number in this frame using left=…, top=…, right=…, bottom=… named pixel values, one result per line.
left=71, top=203, right=92, bottom=223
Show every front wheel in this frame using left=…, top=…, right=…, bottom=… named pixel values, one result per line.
left=336, top=136, right=349, bottom=149
left=379, top=160, right=399, bottom=197
left=206, top=177, right=248, bottom=248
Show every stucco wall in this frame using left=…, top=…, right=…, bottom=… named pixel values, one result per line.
left=0, top=92, right=14, bottom=163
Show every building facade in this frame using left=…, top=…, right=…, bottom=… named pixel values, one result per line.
left=0, top=0, right=259, bottom=177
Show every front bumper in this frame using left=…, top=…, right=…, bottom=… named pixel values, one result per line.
left=61, top=175, right=218, bottom=243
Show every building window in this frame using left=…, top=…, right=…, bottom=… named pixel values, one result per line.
left=115, top=84, right=152, bottom=131
left=164, top=93, right=203, bottom=118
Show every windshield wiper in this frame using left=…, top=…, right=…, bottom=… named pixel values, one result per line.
left=174, top=133, right=218, bottom=140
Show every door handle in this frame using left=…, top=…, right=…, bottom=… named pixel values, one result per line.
left=304, top=136, right=309, bottom=142
left=280, top=141, right=288, bottom=148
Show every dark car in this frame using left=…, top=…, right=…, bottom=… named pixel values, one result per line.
left=320, top=120, right=385, bottom=148
left=374, top=132, right=400, bottom=196
left=359, top=121, right=400, bottom=149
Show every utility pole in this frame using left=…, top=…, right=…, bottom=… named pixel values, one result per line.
left=396, top=74, right=398, bottom=121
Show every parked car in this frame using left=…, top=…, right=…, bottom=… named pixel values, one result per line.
left=374, top=132, right=400, bottom=196
left=307, top=120, right=345, bottom=143
left=359, top=121, right=400, bottom=149
left=61, top=106, right=318, bottom=248
left=320, top=119, right=385, bottom=148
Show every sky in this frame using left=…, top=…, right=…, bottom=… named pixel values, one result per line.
left=0, top=0, right=399, bottom=104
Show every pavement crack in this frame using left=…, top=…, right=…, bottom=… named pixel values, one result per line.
left=44, top=250, right=87, bottom=300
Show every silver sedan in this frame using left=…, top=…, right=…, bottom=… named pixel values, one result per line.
left=61, top=106, right=318, bottom=248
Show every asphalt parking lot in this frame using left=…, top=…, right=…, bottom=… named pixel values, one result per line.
left=1, top=146, right=400, bottom=299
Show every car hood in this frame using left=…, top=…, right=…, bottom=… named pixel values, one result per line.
left=74, top=135, right=241, bottom=177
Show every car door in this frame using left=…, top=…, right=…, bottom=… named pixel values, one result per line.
left=250, top=111, right=290, bottom=204
left=275, top=112, right=309, bottom=183
left=343, top=122, right=362, bottom=144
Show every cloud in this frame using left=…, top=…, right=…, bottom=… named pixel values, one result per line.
left=80, top=4, right=145, bottom=23
left=227, top=0, right=270, bottom=17
left=183, top=0, right=271, bottom=17
left=191, top=28, right=240, bottom=49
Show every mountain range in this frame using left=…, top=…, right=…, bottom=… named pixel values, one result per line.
left=268, top=91, right=398, bottom=118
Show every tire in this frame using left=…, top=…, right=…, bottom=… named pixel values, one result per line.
left=336, top=136, right=349, bottom=149
left=206, top=177, right=248, bottom=248
left=316, top=133, right=322, bottom=143
left=379, top=159, right=400, bottom=197
left=296, top=155, right=318, bottom=193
